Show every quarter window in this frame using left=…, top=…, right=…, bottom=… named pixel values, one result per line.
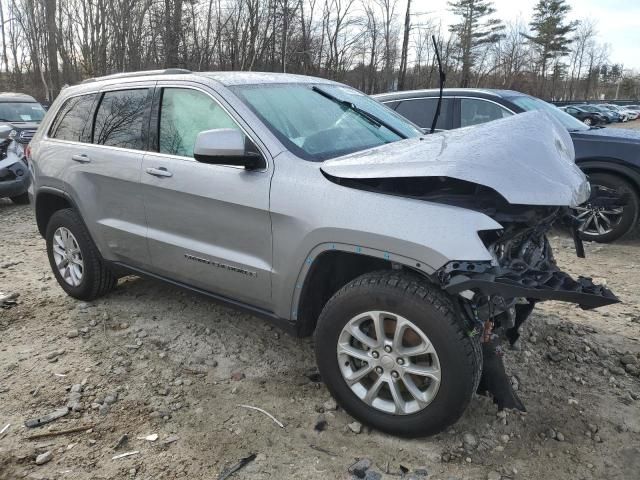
left=460, top=98, right=512, bottom=127
left=93, top=89, right=150, bottom=150
left=159, top=88, right=242, bottom=158
left=49, top=94, right=96, bottom=142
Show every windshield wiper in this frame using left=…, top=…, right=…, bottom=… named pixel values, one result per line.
left=311, top=86, right=407, bottom=139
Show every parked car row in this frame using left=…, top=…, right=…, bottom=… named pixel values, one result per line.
left=560, top=103, right=640, bottom=125
left=374, top=88, right=640, bottom=243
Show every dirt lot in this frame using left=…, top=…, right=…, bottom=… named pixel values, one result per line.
left=1, top=194, right=640, bottom=480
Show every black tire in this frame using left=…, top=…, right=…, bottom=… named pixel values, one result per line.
left=583, top=117, right=593, bottom=126
left=579, top=172, right=639, bottom=243
left=45, top=208, right=117, bottom=300
left=315, top=270, right=481, bottom=438
left=10, top=192, right=29, bottom=204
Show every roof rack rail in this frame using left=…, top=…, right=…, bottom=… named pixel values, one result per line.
left=81, top=68, right=191, bottom=84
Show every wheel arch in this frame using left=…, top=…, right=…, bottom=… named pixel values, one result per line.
left=35, top=187, right=76, bottom=237
left=291, top=243, right=434, bottom=337
left=577, top=158, right=640, bottom=195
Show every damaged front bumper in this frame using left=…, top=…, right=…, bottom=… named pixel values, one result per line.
left=0, top=157, right=30, bottom=198
left=434, top=209, right=619, bottom=412
left=438, top=259, right=618, bottom=310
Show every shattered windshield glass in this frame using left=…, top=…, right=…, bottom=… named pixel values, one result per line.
left=231, top=83, right=423, bottom=161
left=509, top=95, right=589, bottom=132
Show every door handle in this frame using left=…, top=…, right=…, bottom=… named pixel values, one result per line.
left=71, top=154, right=91, bottom=163
left=145, top=167, right=173, bottom=178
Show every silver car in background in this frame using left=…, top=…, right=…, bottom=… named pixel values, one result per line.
left=27, top=70, right=617, bottom=437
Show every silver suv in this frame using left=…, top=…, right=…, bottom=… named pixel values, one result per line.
left=28, top=70, right=617, bottom=437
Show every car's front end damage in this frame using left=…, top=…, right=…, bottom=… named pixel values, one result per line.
left=0, top=138, right=30, bottom=200
left=321, top=111, right=619, bottom=411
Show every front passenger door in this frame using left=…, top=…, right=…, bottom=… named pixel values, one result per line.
left=141, top=85, right=273, bottom=309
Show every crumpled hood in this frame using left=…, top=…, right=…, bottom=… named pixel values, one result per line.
left=322, top=111, right=590, bottom=207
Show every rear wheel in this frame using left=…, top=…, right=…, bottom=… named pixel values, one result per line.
left=10, top=192, right=29, bottom=204
left=575, top=172, right=639, bottom=243
left=583, top=117, right=593, bottom=126
left=315, top=271, right=481, bottom=437
left=46, top=208, right=117, bottom=300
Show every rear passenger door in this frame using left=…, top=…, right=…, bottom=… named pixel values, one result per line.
left=140, top=83, right=273, bottom=309
left=71, top=84, right=154, bottom=267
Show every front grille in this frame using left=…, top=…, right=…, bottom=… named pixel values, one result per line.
left=17, top=129, right=36, bottom=144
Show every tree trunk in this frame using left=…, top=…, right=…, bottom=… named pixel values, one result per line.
left=397, top=0, right=410, bottom=90
left=44, top=0, right=60, bottom=96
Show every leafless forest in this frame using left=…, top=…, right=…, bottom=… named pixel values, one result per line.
left=0, top=0, right=638, bottom=103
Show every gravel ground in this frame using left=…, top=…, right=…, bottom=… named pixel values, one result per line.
left=608, top=119, right=640, bottom=131
left=1, top=200, right=639, bottom=480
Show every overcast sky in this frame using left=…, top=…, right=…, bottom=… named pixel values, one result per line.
left=413, top=0, right=640, bottom=71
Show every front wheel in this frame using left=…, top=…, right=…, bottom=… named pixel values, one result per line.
left=575, top=172, right=639, bottom=243
left=315, top=271, right=481, bottom=437
left=583, top=117, right=593, bottom=126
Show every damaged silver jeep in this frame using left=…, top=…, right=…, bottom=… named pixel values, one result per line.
left=29, top=70, right=618, bottom=438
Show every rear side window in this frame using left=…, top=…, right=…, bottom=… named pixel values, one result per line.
left=93, top=89, right=150, bottom=150
left=460, top=98, right=512, bottom=127
left=394, top=98, right=451, bottom=130
left=49, top=94, right=96, bottom=141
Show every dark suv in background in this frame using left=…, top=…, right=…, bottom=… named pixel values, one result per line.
left=0, top=92, right=45, bottom=143
left=375, top=89, right=640, bottom=243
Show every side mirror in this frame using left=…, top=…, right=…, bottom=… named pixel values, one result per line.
left=193, top=128, right=265, bottom=170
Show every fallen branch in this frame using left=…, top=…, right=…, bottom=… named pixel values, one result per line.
left=237, top=404, right=284, bottom=428
left=26, top=424, right=95, bottom=440
left=112, top=451, right=139, bottom=460
left=217, top=453, right=256, bottom=480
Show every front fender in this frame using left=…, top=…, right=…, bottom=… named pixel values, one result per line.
left=269, top=153, right=502, bottom=320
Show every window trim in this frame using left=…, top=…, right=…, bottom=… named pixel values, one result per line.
left=457, top=96, right=515, bottom=128
left=148, top=83, right=270, bottom=172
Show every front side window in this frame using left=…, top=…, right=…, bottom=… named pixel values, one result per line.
left=93, top=89, right=150, bottom=150
left=0, top=102, right=46, bottom=123
left=159, top=88, right=242, bottom=158
left=394, top=98, right=451, bottom=130
left=460, top=98, right=512, bottom=127
left=49, top=94, right=96, bottom=142
left=231, top=83, right=422, bottom=161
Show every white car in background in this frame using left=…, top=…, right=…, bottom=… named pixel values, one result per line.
left=603, top=104, right=637, bottom=121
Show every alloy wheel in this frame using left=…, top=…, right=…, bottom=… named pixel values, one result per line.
left=574, top=187, right=624, bottom=237
left=337, top=310, right=441, bottom=415
left=52, top=227, right=84, bottom=287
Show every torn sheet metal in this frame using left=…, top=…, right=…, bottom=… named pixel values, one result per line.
left=321, top=111, right=590, bottom=207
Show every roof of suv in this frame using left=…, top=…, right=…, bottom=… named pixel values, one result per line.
left=78, top=69, right=335, bottom=88
left=373, top=88, right=524, bottom=101
left=0, top=92, right=38, bottom=103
